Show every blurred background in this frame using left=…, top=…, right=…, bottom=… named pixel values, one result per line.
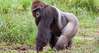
left=0, top=0, right=98, bottom=53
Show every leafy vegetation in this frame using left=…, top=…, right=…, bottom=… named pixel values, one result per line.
left=0, top=0, right=98, bottom=53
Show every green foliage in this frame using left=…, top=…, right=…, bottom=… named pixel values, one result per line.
left=0, top=0, right=12, bottom=14
left=70, top=0, right=95, bottom=11
left=0, top=0, right=32, bottom=14
left=0, top=12, right=36, bottom=45
left=20, top=0, right=32, bottom=10
left=0, top=0, right=36, bottom=45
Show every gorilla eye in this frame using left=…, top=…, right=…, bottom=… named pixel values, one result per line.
left=36, top=11, right=40, bottom=18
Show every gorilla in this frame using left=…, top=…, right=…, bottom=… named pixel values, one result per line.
left=32, top=0, right=79, bottom=53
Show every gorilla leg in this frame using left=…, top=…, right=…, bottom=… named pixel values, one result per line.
left=49, top=33, right=58, bottom=48
left=55, top=36, right=69, bottom=50
left=55, top=35, right=73, bottom=50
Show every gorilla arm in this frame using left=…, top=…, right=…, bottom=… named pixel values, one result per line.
left=36, top=6, right=55, bottom=52
left=55, top=13, right=79, bottom=50
left=62, top=13, right=79, bottom=38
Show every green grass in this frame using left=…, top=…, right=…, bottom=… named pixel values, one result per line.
left=0, top=0, right=98, bottom=53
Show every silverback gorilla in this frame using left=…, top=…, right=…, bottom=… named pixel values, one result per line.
left=32, top=0, right=79, bottom=53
